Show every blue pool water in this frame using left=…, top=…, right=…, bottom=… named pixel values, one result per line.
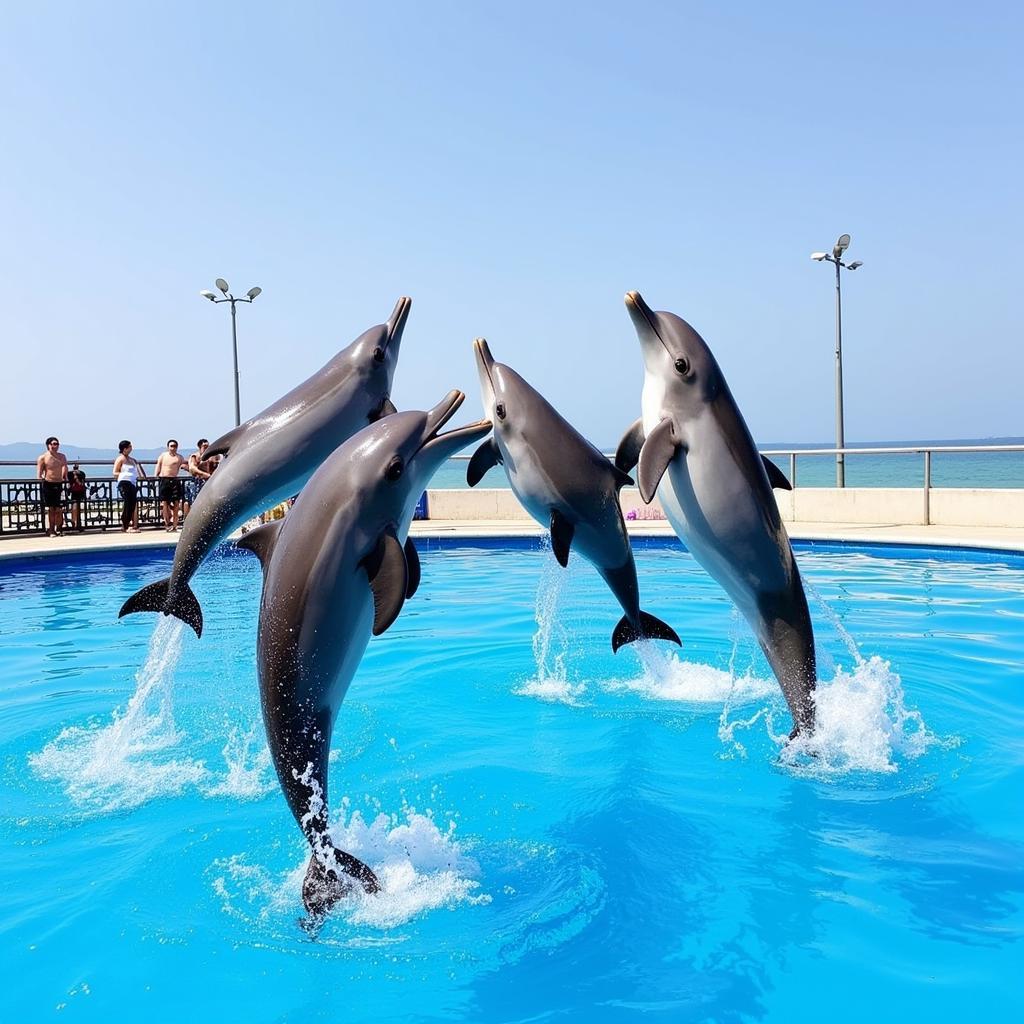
left=1, top=539, right=1022, bottom=1021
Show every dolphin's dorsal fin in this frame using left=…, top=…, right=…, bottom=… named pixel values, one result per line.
left=467, top=437, right=501, bottom=487
left=403, top=537, right=421, bottom=599
left=637, top=418, right=679, bottom=503
left=761, top=456, right=793, bottom=491
left=361, top=528, right=408, bottom=635
left=615, top=418, right=645, bottom=474
left=204, top=422, right=248, bottom=461
left=235, top=519, right=285, bottom=571
left=549, top=509, right=575, bottom=567
left=369, top=396, right=398, bottom=423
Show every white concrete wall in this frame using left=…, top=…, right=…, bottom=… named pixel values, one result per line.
left=424, top=486, right=1024, bottom=528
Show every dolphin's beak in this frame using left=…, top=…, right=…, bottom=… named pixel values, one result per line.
left=419, top=389, right=492, bottom=462
left=383, top=296, right=412, bottom=353
left=625, top=290, right=671, bottom=356
left=473, top=337, right=497, bottom=411
left=625, top=291, right=658, bottom=335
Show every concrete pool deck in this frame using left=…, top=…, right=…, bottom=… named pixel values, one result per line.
left=3, top=519, right=1024, bottom=561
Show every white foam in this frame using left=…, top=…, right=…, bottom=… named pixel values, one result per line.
left=211, top=809, right=489, bottom=932
left=29, top=618, right=206, bottom=811
left=513, top=678, right=587, bottom=704
left=606, top=642, right=777, bottom=704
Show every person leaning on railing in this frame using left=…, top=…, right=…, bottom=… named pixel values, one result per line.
left=113, top=440, right=147, bottom=533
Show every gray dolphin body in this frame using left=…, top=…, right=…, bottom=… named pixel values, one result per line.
left=119, top=297, right=412, bottom=637
left=468, top=339, right=680, bottom=652
left=615, top=292, right=816, bottom=735
left=236, top=391, right=490, bottom=919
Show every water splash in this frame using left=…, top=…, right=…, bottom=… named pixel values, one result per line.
left=211, top=808, right=489, bottom=935
left=779, top=655, right=945, bottom=777
left=29, top=617, right=206, bottom=811
left=514, top=554, right=586, bottom=704
left=203, top=721, right=274, bottom=800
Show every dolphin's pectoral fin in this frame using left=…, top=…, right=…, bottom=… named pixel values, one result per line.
left=615, top=418, right=645, bottom=474
left=637, top=418, right=679, bottom=503
left=235, top=518, right=285, bottom=571
left=467, top=438, right=501, bottom=487
left=610, top=464, right=635, bottom=491
left=361, top=528, right=409, bottom=635
left=203, top=422, right=247, bottom=461
left=549, top=509, right=574, bottom=568
left=403, top=537, right=421, bottom=599
left=368, top=396, right=398, bottom=423
left=761, top=456, right=793, bottom=491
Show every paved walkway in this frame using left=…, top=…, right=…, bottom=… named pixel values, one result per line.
left=3, top=519, right=1024, bottom=562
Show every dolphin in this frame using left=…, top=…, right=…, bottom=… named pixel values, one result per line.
left=468, top=339, right=680, bottom=652
left=119, top=297, right=412, bottom=637
left=615, top=291, right=816, bottom=736
left=236, top=390, right=491, bottom=919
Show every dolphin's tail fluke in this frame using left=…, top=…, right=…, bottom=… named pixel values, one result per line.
left=118, top=578, right=203, bottom=638
left=611, top=611, right=682, bottom=653
left=302, top=846, right=380, bottom=917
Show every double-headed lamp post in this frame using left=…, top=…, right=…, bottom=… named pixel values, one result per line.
left=811, top=235, right=863, bottom=487
left=199, top=278, right=262, bottom=427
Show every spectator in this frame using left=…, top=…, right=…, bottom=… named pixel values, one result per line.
left=113, top=440, right=147, bottom=533
left=184, top=438, right=213, bottom=517
left=154, top=439, right=188, bottom=532
left=36, top=436, right=68, bottom=537
left=67, top=461, right=88, bottom=533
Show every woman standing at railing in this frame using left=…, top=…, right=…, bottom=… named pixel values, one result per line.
left=113, top=440, right=147, bottom=533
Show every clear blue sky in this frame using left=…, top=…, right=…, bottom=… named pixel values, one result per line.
left=2, top=1, right=1021, bottom=449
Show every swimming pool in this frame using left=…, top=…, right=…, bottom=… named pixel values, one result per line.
left=2, top=539, right=1022, bottom=1020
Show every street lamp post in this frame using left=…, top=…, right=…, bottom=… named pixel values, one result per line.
left=811, top=236, right=863, bottom=486
left=199, top=278, right=263, bottom=427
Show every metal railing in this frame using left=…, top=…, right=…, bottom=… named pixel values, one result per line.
left=2, top=445, right=1022, bottom=534
left=758, top=444, right=1024, bottom=525
left=0, top=471, right=193, bottom=535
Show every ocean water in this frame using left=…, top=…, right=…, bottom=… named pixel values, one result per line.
left=1, top=540, right=1022, bottom=1020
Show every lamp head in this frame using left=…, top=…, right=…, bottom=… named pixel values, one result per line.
left=246, top=286, right=262, bottom=300
left=810, top=252, right=829, bottom=261
left=215, top=278, right=230, bottom=295
left=848, top=260, right=863, bottom=270
left=199, top=290, right=217, bottom=301
left=833, top=234, right=851, bottom=258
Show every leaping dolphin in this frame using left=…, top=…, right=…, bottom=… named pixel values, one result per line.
left=468, top=339, right=680, bottom=653
left=615, top=291, right=816, bottom=736
left=119, top=297, right=412, bottom=637
left=236, top=391, right=491, bottom=919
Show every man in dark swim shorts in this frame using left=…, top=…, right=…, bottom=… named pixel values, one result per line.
left=36, top=436, right=68, bottom=537
left=155, top=439, right=189, bottom=531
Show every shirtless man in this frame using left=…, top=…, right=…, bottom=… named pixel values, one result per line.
left=184, top=438, right=213, bottom=519
left=154, top=439, right=189, bottom=531
left=37, top=436, right=68, bottom=537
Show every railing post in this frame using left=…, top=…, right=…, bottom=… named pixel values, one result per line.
left=923, top=449, right=932, bottom=525
left=789, top=452, right=797, bottom=489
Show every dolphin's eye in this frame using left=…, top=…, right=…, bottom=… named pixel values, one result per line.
left=373, top=346, right=386, bottom=363
left=385, top=457, right=404, bottom=482
left=674, top=357, right=690, bottom=376
left=495, top=403, right=507, bottom=421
